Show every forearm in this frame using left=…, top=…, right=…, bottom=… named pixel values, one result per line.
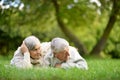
left=61, top=62, right=78, bottom=69
left=61, top=59, right=88, bottom=70
left=11, top=52, right=32, bottom=68
left=23, top=52, right=32, bottom=68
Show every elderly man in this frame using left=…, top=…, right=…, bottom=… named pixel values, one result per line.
left=44, top=37, right=88, bottom=70
left=10, top=36, right=50, bottom=68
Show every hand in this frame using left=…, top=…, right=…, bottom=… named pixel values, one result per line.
left=21, top=41, right=29, bottom=54
left=55, top=63, right=61, bottom=68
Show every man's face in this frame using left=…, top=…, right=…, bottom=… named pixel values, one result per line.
left=54, top=49, right=69, bottom=62
left=29, top=43, right=41, bottom=59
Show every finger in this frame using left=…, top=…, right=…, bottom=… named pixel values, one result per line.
left=21, top=41, right=26, bottom=47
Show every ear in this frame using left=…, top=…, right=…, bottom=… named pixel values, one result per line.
left=64, top=48, right=69, bottom=55
left=66, top=51, right=69, bottom=56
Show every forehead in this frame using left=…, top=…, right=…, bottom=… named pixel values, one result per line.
left=53, top=47, right=69, bottom=53
left=53, top=49, right=67, bottom=54
left=34, top=43, right=41, bottom=49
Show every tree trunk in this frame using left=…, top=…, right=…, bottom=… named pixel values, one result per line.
left=52, top=0, right=88, bottom=55
left=90, top=0, right=118, bottom=55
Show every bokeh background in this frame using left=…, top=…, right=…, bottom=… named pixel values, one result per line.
left=0, top=0, right=120, bottom=58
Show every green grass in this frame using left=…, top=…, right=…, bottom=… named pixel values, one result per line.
left=0, top=56, right=120, bottom=80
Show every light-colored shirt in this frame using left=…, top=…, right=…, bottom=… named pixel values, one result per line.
left=44, top=46, right=88, bottom=70
left=10, top=42, right=51, bottom=68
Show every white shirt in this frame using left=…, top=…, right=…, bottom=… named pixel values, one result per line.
left=10, top=42, right=51, bottom=68
left=44, top=46, right=88, bottom=70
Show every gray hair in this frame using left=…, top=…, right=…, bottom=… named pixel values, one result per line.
left=51, top=37, right=69, bottom=53
left=23, top=36, right=40, bottom=50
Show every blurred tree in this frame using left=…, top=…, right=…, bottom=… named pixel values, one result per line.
left=51, top=0, right=88, bottom=55
left=90, top=0, right=120, bottom=56
left=0, top=0, right=120, bottom=58
left=0, top=0, right=64, bottom=55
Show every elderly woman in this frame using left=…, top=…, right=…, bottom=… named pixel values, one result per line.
left=44, top=37, right=88, bottom=70
left=10, top=36, right=50, bottom=68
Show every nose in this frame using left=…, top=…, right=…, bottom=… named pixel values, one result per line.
left=36, top=50, right=41, bottom=57
left=36, top=48, right=41, bottom=54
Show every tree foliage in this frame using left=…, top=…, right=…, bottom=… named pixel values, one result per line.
left=0, top=0, right=120, bottom=58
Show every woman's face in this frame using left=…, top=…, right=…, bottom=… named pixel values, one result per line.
left=29, top=43, right=41, bottom=59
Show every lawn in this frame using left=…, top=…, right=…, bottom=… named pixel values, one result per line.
left=0, top=56, right=120, bottom=80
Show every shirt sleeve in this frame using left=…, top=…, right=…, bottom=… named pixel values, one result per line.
left=10, top=47, right=32, bottom=68
left=43, top=54, right=51, bottom=67
left=61, top=47, right=88, bottom=70
left=61, top=58, right=88, bottom=70
left=41, top=42, right=51, bottom=56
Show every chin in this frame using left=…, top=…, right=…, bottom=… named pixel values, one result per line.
left=36, top=56, right=41, bottom=59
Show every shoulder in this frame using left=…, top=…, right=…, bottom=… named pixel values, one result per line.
left=69, top=46, right=78, bottom=52
left=41, top=42, right=51, bottom=56
left=68, top=46, right=81, bottom=56
left=68, top=46, right=84, bottom=60
left=41, top=42, right=51, bottom=47
left=41, top=42, right=51, bottom=50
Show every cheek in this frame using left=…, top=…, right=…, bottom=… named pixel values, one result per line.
left=59, top=54, right=63, bottom=58
left=64, top=53, right=69, bottom=59
left=30, top=52, right=36, bottom=56
left=55, top=54, right=61, bottom=59
left=63, top=54, right=67, bottom=59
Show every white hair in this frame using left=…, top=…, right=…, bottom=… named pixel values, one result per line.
left=23, top=36, right=40, bottom=50
left=51, top=37, right=69, bottom=53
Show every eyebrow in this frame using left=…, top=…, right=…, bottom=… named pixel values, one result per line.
left=32, top=46, right=40, bottom=50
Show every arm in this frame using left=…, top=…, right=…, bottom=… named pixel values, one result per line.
left=61, top=58, right=88, bottom=70
left=41, top=42, right=51, bottom=56
left=43, top=53, right=51, bottom=67
left=60, top=47, right=88, bottom=70
left=10, top=43, right=32, bottom=68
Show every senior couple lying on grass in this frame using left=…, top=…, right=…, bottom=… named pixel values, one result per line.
left=10, top=36, right=88, bottom=70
